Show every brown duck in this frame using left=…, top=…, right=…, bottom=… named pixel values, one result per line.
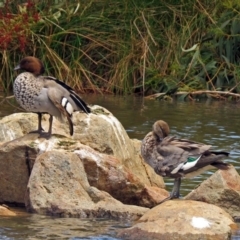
left=141, top=120, right=229, bottom=203
left=13, top=56, right=91, bottom=138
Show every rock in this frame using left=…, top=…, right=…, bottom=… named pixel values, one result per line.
left=118, top=200, right=235, bottom=240
left=0, top=108, right=165, bottom=190
left=72, top=106, right=164, bottom=188
left=0, top=134, right=167, bottom=207
left=0, top=136, right=37, bottom=204
left=0, top=205, right=16, bottom=216
left=75, top=145, right=169, bottom=207
left=0, top=113, right=38, bottom=142
left=0, top=112, right=70, bottom=142
left=0, top=108, right=167, bottom=208
left=137, top=186, right=169, bottom=207
left=25, top=150, right=148, bottom=219
left=185, top=165, right=240, bottom=220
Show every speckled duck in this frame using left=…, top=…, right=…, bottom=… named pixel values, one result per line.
left=141, top=120, right=230, bottom=203
left=13, top=56, right=91, bottom=138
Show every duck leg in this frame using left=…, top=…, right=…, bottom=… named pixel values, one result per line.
left=29, top=113, right=53, bottom=139
left=170, top=177, right=181, bottom=199
left=29, top=113, right=44, bottom=134
left=37, top=113, right=44, bottom=132
left=157, top=178, right=182, bottom=204
left=38, top=115, right=53, bottom=139
left=47, top=115, right=53, bottom=136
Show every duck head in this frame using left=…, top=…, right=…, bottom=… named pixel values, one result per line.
left=152, top=120, right=170, bottom=140
left=14, top=56, right=45, bottom=76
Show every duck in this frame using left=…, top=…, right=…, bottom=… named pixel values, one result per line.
left=141, top=120, right=229, bottom=203
left=13, top=56, right=91, bottom=138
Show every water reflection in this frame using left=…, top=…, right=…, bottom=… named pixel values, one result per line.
left=0, top=95, right=240, bottom=239
left=0, top=210, right=128, bottom=240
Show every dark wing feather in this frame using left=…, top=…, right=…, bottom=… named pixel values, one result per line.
left=70, top=93, right=91, bottom=114
left=157, top=136, right=229, bottom=177
left=45, top=77, right=91, bottom=114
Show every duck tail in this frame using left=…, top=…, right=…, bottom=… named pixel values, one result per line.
left=210, top=150, right=229, bottom=156
left=70, top=93, right=91, bottom=114
left=211, top=161, right=230, bottom=170
left=209, top=151, right=230, bottom=169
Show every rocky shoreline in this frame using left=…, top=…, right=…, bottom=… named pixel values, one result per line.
left=0, top=105, right=239, bottom=239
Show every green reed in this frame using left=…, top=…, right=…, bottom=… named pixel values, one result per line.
left=0, top=0, right=240, bottom=97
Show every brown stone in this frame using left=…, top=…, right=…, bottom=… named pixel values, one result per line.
left=75, top=144, right=168, bottom=207
left=118, top=200, right=235, bottom=240
left=25, top=150, right=148, bottom=219
left=0, top=108, right=165, bottom=190
left=72, top=106, right=164, bottom=189
left=0, top=136, right=37, bottom=204
left=0, top=206, right=16, bottom=216
left=185, top=165, right=240, bottom=220
left=0, top=109, right=166, bottom=208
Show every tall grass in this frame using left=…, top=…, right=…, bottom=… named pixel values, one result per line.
left=0, top=0, right=240, bottom=96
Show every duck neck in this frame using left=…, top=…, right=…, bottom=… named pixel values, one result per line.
left=154, top=133, right=163, bottom=143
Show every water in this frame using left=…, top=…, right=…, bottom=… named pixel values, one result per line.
left=0, top=209, right=130, bottom=240
left=1, top=95, right=240, bottom=239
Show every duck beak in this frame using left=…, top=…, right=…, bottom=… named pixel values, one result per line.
left=14, top=65, right=20, bottom=71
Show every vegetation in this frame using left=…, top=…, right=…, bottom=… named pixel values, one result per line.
left=1, top=0, right=240, bottom=99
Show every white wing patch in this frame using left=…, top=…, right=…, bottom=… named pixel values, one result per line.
left=171, top=163, right=184, bottom=174
left=66, top=102, right=73, bottom=115
left=171, top=155, right=202, bottom=174
left=61, top=97, right=73, bottom=116
left=182, top=155, right=202, bottom=171
left=61, top=97, right=67, bottom=107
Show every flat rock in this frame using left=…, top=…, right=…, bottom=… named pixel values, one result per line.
left=185, top=165, right=240, bottom=221
left=118, top=200, right=236, bottom=240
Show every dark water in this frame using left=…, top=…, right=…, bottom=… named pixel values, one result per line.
left=1, top=95, right=240, bottom=239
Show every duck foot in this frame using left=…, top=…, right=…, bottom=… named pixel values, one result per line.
left=38, top=132, right=52, bottom=139
left=29, top=129, right=45, bottom=134
left=157, top=193, right=180, bottom=205
left=157, top=177, right=182, bottom=205
left=28, top=130, right=51, bottom=139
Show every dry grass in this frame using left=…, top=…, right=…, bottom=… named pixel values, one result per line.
left=0, top=0, right=240, bottom=98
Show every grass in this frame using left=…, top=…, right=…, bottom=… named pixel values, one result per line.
left=1, top=0, right=240, bottom=99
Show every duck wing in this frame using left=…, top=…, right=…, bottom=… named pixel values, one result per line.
left=52, top=77, right=91, bottom=114
left=155, top=136, right=218, bottom=177
left=38, top=76, right=90, bottom=136
left=42, top=76, right=91, bottom=114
